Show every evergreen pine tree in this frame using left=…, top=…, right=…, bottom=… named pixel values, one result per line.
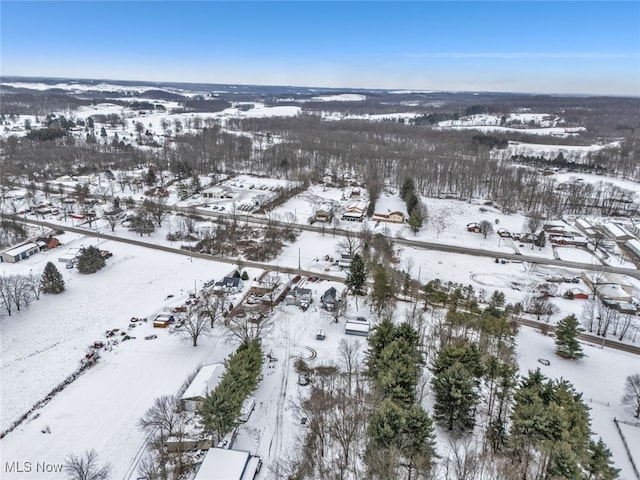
left=345, top=253, right=366, bottom=295
left=190, top=173, right=202, bottom=194
left=408, top=208, right=423, bottom=234
left=555, top=314, right=584, bottom=359
left=431, top=362, right=479, bottom=431
left=585, top=437, right=620, bottom=480
left=371, top=263, right=394, bottom=315
left=41, top=261, right=65, bottom=294
left=76, top=246, right=106, bottom=274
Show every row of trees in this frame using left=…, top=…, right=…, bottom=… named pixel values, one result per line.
left=200, top=339, right=263, bottom=443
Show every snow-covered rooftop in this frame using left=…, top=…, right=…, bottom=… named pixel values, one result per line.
left=194, top=448, right=255, bottom=480
left=181, top=363, right=225, bottom=401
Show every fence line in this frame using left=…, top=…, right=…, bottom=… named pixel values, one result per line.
left=613, top=417, right=640, bottom=480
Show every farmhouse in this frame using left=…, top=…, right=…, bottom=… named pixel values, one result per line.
left=0, top=242, right=40, bottom=263
left=194, top=448, right=261, bottom=480
left=180, top=363, right=226, bottom=412
left=372, top=195, right=407, bottom=224
left=341, top=201, right=368, bottom=222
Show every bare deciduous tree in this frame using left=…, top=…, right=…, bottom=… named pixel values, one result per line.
left=64, top=449, right=112, bottom=480
left=180, top=305, right=211, bottom=347
left=622, top=373, right=640, bottom=418
left=138, top=395, right=183, bottom=440
left=223, top=311, right=273, bottom=345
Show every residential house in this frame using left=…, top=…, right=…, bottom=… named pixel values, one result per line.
left=321, top=287, right=339, bottom=310
left=285, top=287, right=312, bottom=308
left=543, top=222, right=570, bottom=235
left=372, top=194, right=407, bottom=224
left=315, top=203, right=333, bottom=223
left=214, top=276, right=244, bottom=293
left=349, top=187, right=361, bottom=199
left=467, top=222, right=481, bottom=233
left=36, top=236, right=60, bottom=250
left=341, top=201, right=368, bottom=222
left=180, top=363, right=226, bottom=412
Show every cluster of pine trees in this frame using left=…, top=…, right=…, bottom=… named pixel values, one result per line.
left=366, top=319, right=437, bottom=478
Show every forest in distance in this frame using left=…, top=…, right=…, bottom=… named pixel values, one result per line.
left=1, top=76, right=640, bottom=480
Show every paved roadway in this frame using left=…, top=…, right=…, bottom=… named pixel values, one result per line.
left=5, top=213, right=640, bottom=356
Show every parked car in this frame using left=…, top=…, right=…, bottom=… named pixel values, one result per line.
left=538, top=358, right=551, bottom=366
left=145, top=334, right=158, bottom=340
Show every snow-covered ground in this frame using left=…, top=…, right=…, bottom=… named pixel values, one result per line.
left=516, top=326, right=640, bottom=480
left=1, top=220, right=639, bottom=478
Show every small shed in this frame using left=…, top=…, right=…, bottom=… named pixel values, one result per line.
left=153, top=314, right=174, bottom=328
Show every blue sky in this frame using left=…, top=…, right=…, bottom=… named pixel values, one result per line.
left=2, top=1, right=639, bottom=95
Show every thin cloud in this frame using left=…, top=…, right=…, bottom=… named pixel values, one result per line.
left=404, top=52, right=639, bottom=60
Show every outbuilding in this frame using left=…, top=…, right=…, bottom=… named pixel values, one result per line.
left=194, top=448, right=261, bottom=480
left=180, top=363, right=226, bottom=412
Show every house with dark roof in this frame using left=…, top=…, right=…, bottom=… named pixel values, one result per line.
left=214, top=276, right=244, bottom=293
left=321, top=287, right=338, bottom=310
left=285, top=287, right=312, bottom=308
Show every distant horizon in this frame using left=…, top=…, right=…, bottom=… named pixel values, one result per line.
left=2, top=2, right=639, bottom=97
left=3, top=74, right=639, bottom=99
